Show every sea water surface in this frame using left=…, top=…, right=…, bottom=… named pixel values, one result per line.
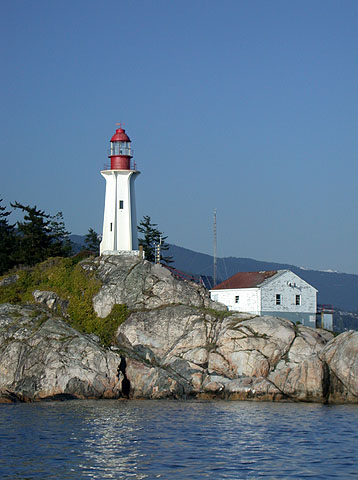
left=0, top=399, right=357, bottom=479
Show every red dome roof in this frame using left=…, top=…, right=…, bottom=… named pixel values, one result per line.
left=110, top=128, right=131, bottom=142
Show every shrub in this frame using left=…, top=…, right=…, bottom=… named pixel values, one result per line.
left=0, top=257, right=129, bottom=346
left=86, top=304, right=129, bottom=347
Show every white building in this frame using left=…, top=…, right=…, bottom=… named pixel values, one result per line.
left=210, top=270, right=317, bottom=326
left=100, top=126, right=140, bottom=256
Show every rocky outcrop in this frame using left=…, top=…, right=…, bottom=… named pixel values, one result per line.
left=90, top=255, right=224, bottom=317
left=1, top=254, right=358, bottom=403
left=116, top=306, right=335, bottom=402
left=0, top=274, right=19, bottom=287
left=33, top=290, right=69, bottom=317
left=320, top=331, right=358, bottom=403
left=0, top=303, right=122, bottom=402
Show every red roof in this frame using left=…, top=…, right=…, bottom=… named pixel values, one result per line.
left=212, top=271, right=278, bottom=290
left=110, top=128, right=131, bottom=142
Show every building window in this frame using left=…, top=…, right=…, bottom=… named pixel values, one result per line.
left=276, top=294, right=281, bottom=305
left=119, top=200, right=124, bottom=209
left=295, top=294, right=301, bottom=305
left=110, top=223, right=113, bottom=232
left=235, top=295, right=239, bottom=303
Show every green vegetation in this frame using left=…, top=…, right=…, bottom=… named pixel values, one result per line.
left=84, top=228, right=101, bottom=254
left=86, top=304, right=129, bottom=346
left=292, top=322, right=300, bottom=334
left=11, top=202, right=72, bottom=267
left=0, top=198, right=17, bottom=275
left=0, top=256, right=129, bottom=347
left=199, top=306, right=234, bottom=321
left=0, top=197, right=74, bottom=275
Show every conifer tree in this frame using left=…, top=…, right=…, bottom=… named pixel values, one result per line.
left=84, top=228, right=101, bottom=254
left=11, top=202, right=53, bottom=266
left=11, top=202, right=72, bottom=266
left=138, top=215, right=173, bottom=264
left=48, top=212, right=72, bottom=258
left=0, top=198, right=16, bottom=275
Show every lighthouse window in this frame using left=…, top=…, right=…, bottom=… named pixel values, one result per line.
left=276, top=294, right=281, bottom=305
left=119, top=200, right=124, bottom=209
left=110, top=223, right=113, bottom=232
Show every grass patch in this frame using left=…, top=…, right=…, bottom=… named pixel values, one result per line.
left=200, top=307, right=233, bottom=321
left=86, top=304, right=129, bottom=347
left=0, top=256, right=129, bottom=347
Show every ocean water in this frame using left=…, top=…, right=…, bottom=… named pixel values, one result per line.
left=0, top=399, right=358, bottom=479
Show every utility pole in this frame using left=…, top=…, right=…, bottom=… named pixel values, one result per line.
left=155, top=235, right=162, bottom=264
left=213, top=209, right=217, bottom=287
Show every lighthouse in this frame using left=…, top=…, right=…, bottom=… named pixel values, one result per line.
left=100, top=126, right=140, bottom=255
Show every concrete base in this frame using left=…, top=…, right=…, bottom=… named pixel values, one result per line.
left=260, top=311, right=316, bottom=327
left=101, top=250, right=142, bottom=258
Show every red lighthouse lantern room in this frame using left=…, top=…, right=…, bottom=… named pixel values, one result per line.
left=109, top=127, right=132, bottom=170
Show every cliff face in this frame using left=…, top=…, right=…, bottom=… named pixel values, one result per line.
left=0, top=254, right=358, bottom=403
left=0, top=303, right=121, bottom=402
left=117, top=305, right=333, bottom=402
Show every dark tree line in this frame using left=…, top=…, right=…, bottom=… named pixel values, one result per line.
left=0, top=199, right=16, bottom=276
left=0, top=199, right=74, bottom=275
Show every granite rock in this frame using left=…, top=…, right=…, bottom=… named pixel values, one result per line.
left=91, top=256, right=225, bottom=317
left=33, top=290, right=69, bottom=317
left=0, top=303, right=122, bottom=402
left=320, top=331, right=358, bottom=403
left=116, top=302, right=337, bottom=402
left=1, top=255, right=356, bottom=404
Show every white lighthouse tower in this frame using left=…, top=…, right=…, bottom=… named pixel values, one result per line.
left=100, top=125, right=140, bottom=256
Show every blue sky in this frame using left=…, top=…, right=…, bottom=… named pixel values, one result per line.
left=1, top=1, right=358, bottom=273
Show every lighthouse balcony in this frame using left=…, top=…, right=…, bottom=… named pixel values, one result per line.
left=103, top=160, right=138, bottom=171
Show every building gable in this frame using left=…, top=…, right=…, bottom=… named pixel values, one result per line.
left=262, top=270, right=318, bottom=293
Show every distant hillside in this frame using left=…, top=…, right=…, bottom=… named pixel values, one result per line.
left=167, top=244, right=358, bottom=313
left=70, top=234, right=86, bottom=253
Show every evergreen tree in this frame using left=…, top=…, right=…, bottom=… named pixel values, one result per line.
left=138, top=215, right=173, bottom=264
left=48, top=211, right=72, bottom=258
left=0, top=198, right=16, bottom=275
left=84, top=228, right=101, bottom=254
left=11, top=202, right=53, bottom=266
left=11, top=202, right=72, bottom=266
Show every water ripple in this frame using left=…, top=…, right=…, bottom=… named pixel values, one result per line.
left=0, top=400, right=358, bottom=478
